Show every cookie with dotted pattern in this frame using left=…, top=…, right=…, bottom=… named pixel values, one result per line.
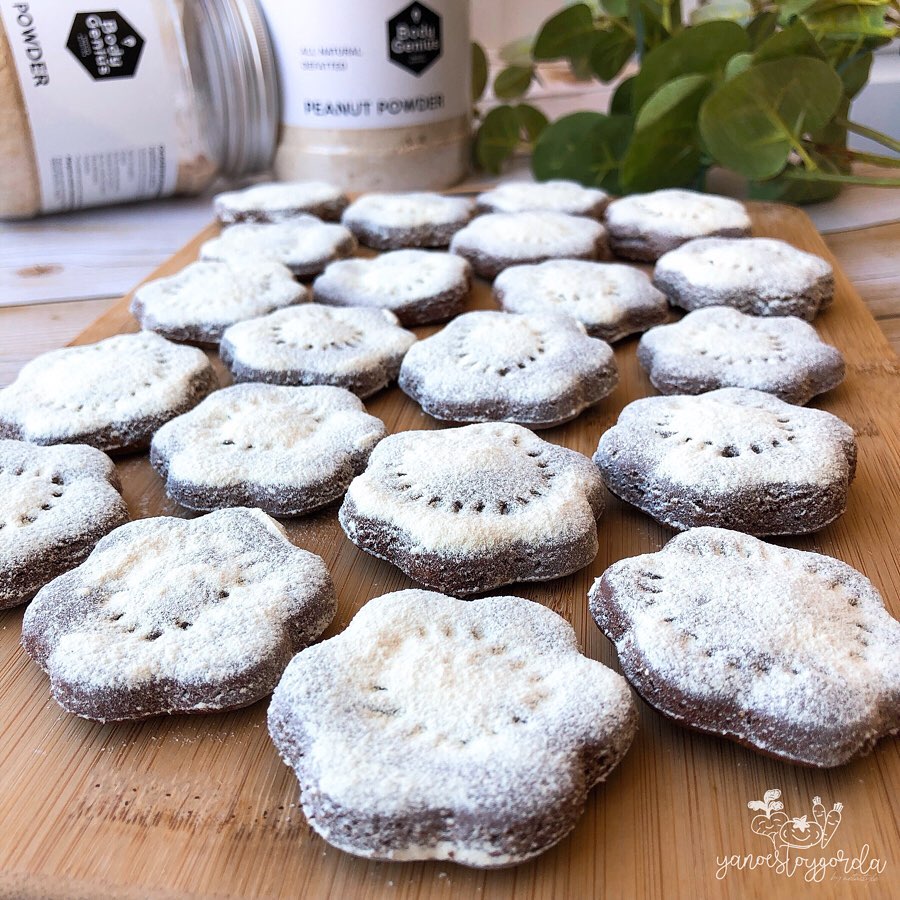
left=341, top=193, right=474, bottom=250
left=150, top=384, right=386, bottom=516
left=219, top=304, right=417, bottom=398
left=604, top=189, right=751, bottom=261
left=0, top=332, right=218, bottom=453
left=313, top=250, right=471, bottom=326
left=398, top=310, right=618, bottom=428
left=131, top=259, right=308, bottom=346
left=475, top=179, right=610, bottom=219
left=450, top=211, right=610, bottom=280
left=590, top=527, right=900, bottom=766
left=21, top=507, right=336, bottom=722
left=200, top=217, right=357, bottom=279
left=339, top=423, right=605, bottom=596
left=594, top=388, right=857, bottom=535
left=637, top=306, right=845, bottom=405
left=0, top=440, right=128, bottom=609
left=653, top=237, right=834, bottom=320
left=494, top=259, right=669, bottom=342
left=213, top=181, right=349, bottom=224
left=268, top=588, right=637, bottom=866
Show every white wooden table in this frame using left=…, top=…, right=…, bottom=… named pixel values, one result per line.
left=1, top=177, right=898, bottom=387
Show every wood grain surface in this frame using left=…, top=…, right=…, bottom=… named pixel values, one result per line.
left=0, top=203, right=898, bottom=899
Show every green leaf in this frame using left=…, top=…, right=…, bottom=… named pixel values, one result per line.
left=590, top=27, right=636, bottom=81
left=475, top=105, right=521, bottom=174
left=690, top=0, right=753, bottom=25
left=493, top=65, right=534, bottom=100
left=776, top=0, right=820, bottom=16
left=533, top=4, right=596, bottom=61
left=471, top=42, right=488, bottom=102
left=498, top=36, right=534, bottom=67
left=753, top=20, right=824, bottom=62
left=746, top=11, right=778, bottom=47
left=724, top=52, right=753, bottom=79
left=632, top=21, right=749, bottom=109
left=621, top=126, right=705, bottom=191
left=749, top=170, right=843, bottom=204
left=611, top=76, right=637, bottom=114
left=602, top=0, right=630, bottom=15
left=532, top=112, right=633, bottom=191
left=803, top=5, right=895, bottom=40
left=635, top=73, right=711, bottom=132
left=516, top=104, right=549, bottom=142
left=699, top=57, right=844, bottom=180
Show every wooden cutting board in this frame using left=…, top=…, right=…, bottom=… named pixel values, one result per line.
left=1, top=202, right=898, bottom=900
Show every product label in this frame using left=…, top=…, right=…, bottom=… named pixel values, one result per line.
left=1, top=1, right=180, bottom=213
left=260, top=0, right=470, bottom=130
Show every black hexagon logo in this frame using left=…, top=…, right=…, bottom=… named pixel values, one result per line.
left=66, top=11, right=144, bottom=80
left=387, top=2, right=442, bottom=76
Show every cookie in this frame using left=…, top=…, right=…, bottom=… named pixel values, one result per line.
left=213, top=181, right=349, bottom=224
left=494, top=259, right=669, bottom=342
left=150, top=384, right=386, bottom=516
left=476, top=179, right=610, bottom=219
left=604, top=189, right=751, bottom=261
left=653, top=237, right=834, bottom=320
left=21, top=507, right=336, bottom=722
left=398, top=310, right=618, bottom=428
left=220, top=304, right=417, bottom=399
left=339, top=423, right=604, bottom=596
left=268, top=588, right=637, bottom=866
left=0, top=332, right=218, bottom=453
left=200, top=217, right=357, bottom=279
left=131, top=259, right=308, bottom=346
left=313, top=250, right=471, bottom=326
left=594, top=388, right=857, bottom=535
left=637, top=306, right=845, bottom=405
left=450, top=212, right=610, bottom=280
left=341, top=192, right=474, bottom=250
left=589, top=527, right=900, bottom=767
left=0, top=440, right=128, bottom=609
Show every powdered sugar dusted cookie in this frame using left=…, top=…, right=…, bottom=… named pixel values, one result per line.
left=494, top=259, right=669, bottom=342
left=605, top=189, right=751, bottom=261
left=22, top=508, right=336, bottom=722
left=342, top=193, right=474, bottom=250
left=594, top=388, right=857, bottom=535
left=269, top=588, right=637, bottom=866
left=150, top=384, right=386, bottom=516
left=398, top=311, right=618, bottom=428
left=200, top=217, right=357, bottom=278
left=131, top=259, right=308, bottom=346
left=654, top=237, right=834, bottom=320
left=637, top=307, right=844, bottom=405
left=0, top=332, right=218, bottom=453
left=450, top=211, right=610, bottom=280
left=339, top=423, right=605, bottom=596
left=214, top=181, right=349, bottom=224
left=0, top=440, right=128, bottom=609
left=590, top=528, right=900, bottom=766
left=313, top=250, right=471, bottom=326
left=476, top=179, right=610, bottom=219
left=220, top=304, right=416, bottom=398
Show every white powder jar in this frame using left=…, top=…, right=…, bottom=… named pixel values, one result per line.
left=259, top=0, right=471, bottom=192
left=0, top=0, right=278, bottom=218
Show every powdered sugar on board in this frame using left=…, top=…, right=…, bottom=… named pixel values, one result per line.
left=268, top=589, right=637, bottom=866
left=591, top=528, right=900, bottom=766
left=0, top=332, right=217, bottom=448
left=0, top=440, right=128, bottom=608
left=22, top=508, right=336, bottom=719
left=131, top=259, right=308, bottom=343
left=476, top=180, right=609, bottom=218
left=494, top=260, right=669, bottom=341
left=150, top=384, right=386, bottom=513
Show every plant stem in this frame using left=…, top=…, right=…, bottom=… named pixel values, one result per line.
left=837, top=119, right=900, bottom=155
left=813, top=146, right=900, bottom=168
left=782, top=168, right=900, bottom=187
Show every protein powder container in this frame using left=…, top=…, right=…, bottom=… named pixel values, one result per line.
left=0, top=0, right=278, bottom=219
left=259, top=0, right=471, bottom=192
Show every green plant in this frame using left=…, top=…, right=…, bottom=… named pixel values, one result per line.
left=472, top=1, right=900, bottom=202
